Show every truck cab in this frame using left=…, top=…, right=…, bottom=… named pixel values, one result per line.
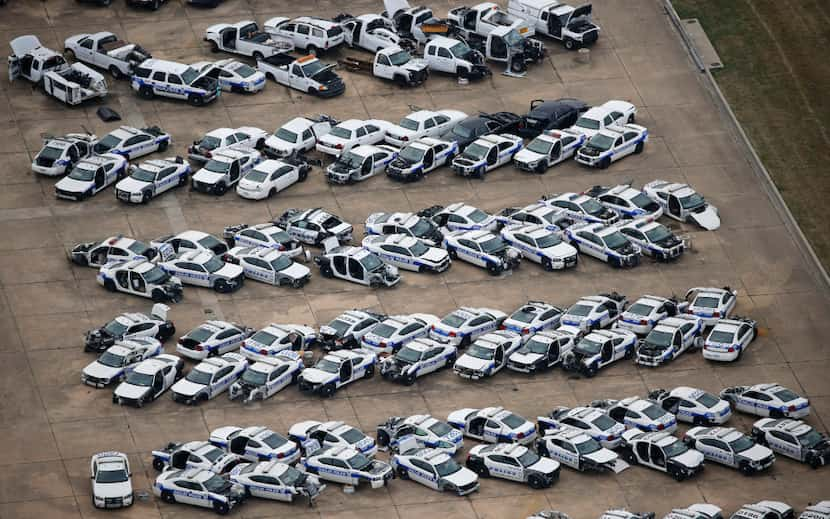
left=423, top=36, right=490, bottom=79
left=383, top=2, right=439, bottom=43
left=8, top=35, right=68, bottom=83
left=508, top=0, right=599, bottom=49
left=448, top=2, right=534, bottom=39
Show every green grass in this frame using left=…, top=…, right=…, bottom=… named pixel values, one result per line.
left=673, top=0, right=830, bottom=270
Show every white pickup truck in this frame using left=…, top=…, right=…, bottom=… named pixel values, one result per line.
left=338, top=46, right=428, bottom=86
left=507, top=0, right=599, bottom=49
left=447, top=2, right=535, bottom=39
left=257, top=54, right=345, bottom=97
left=334, top=13, right=410, bottom=52
left=204, top=20, right=293, bottom=59
left=64, top=32, right=152, bottom=79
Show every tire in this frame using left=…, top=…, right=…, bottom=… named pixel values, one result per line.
left=141, top=192, right=151, bottom=204
left=739, top=462, right=754, bottom=476
left=151, top=0, right=160, bottom=10
left=268, top=188, right=276, bottom=198
left=212, top=501, right=229, bottom=515
left=377, top=430, right=390, bottom=448
left=152, top=457, right=165, bottom=471
left=161, top=490, right=175, bottom=503
left=770, top=409, right=783, bottom=419
left=395, top=75, right=408, bottom=87
left=178, top=174, right=188, bottom=187
left=266, top=72, right=275, bottom=82
left=599, top=157, right=611, bottom=169
left=487, top=264, right=501, bottom=276
left=299, top=168, right=308, bottom=181
left=634, top=141, right=644, bottom=154
left=157, top=140, right=168, bottom=152
left=364, top=364, right=375, bottom=378
left=151, top=290, right=166, bottom=303
left=109, top=66, right=122, bottom=80
left=564, top=39, right=575, bottom=50
left=104, top=279, right=116, bottom=292
left=403, top=373, right=416, bottom=386
left=139, top=86, right=154, bottom=99
left=460, top=335, right=471, bottom=348
left=448, top=249, right=457, bottom=260
left=64, top=49, right=75, bottom=59
left=510, top=59, right=524, bottom=74
left=210, top=41, right=219, bottom=53
left=585, top=364, right=598, bottom=378
left=528, top=474, right=547, bottom=489
left=159, top=324, right=175, bottom=341
left=469, top=460, right=489, bottom=477
left=396, top=466, right=409, bottom=479
left=188, top=94, right=205, bottom=107
left=319, top=384, right=335, bottom=398
left=213, top=183, right=227, bottom=196
left=542, top=258, right=553, bottom=271
left=320, top=265, right=334, bottom=278
left=291, top=278, right=304, bottom=289
left=670, top=467, right=685, bottom=482
left=253, top=51, right=263, bottom=61
left=808, top=453, right=822, bottom=469
left=214, top=279, right=229, bottom=293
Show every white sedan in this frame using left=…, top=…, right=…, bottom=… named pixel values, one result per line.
left=720, top=383, right=810, bottom=419
left=170, top=353, right=248, bottom=405
left=54, top=154, right=127, bottom=201
left=235, top=158, right=311, bottom=200
left=159, top=251, right=244, bottom=293
left=224, top=246, right=311, bottom=288
left=91, top=451, right=133, bottom=509
left=315, top=119, right=391, bottom=156
left=362, top=234, right=450, bottom=273
left=229, top=461, right=324, bottom=503
left=384, top=109, right=467, bottom=147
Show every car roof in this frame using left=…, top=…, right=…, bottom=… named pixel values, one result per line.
left=206, top=127, right=235, bottom=138
left=141, top=58, right=192, bottom=75
left=175, top=250, right=215, bottom=264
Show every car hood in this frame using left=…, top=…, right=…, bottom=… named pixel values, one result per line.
left=442, top=467, right=478, bottom=487
left=740, top=444, right=773, bottom=462
left=672, top=449, right=704, bottom=468
left=216, top=263, right=244, bottom=278
left=281, top=261, right=310, bottom=279
left=402, top=59, right=428, bottom=72
left=55, top=176, right=92, bottom=192
left=527, top=457, right=560, bottom=473
left=171, top=379, right=205, bottom=397
left=83, top=361, right=123, bottom=380
left=514, top=148, right=546, bottom=162
left=93, top=479, right=132, bottom=498
left=584, top=448, right=618, bottom=464
left=116, top=177, right=150, bottom=192
left=455, top=355, right=490, bottom=371
left=421, top=247, right=448, bottom=263
left=114, top=382, right=149, bottom=400
left=264, top=136, right=296, bottom=153
left=192, top=169, right=225, bottom=183
left=509, top=351, right=544, bottom=365
left=300, top=368, right=334, bottom=385
left=689, top=205, right=720, bottom=230
left=543, top=241, right=577, bottom=258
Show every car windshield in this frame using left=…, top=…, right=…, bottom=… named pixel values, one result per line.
left=663, top=440, right=689, bottom=458
left=68, top=165, right=96, bottom=182
left=411, top=219, right=434, bottom=237
left=203, top=474, right=231, bottom=493
left=774, top=389, right=800, bottom=402
left=96, top=468, right=128, bottom=484
left=187, top=327, right=214, bottom=343
left=527, top=138, right=553, bottom=155
left=128, top=241, right=150, bottom=255
left=591, top=414, right=617, bottom=430
left=130, top=167, right=157, bottom=183
left=203, top=256, right=225, bottom=273
left=466, top=344, right=494, bottom=360
left=535, top=233, right=563, bottom=248
left=185, top=368, right=213, bottom=385
left=575, top=438, right=602, bottom=454
left=694, top=296, right=720, bottom=309
left=479, top=237, right=506, bottom=254
left=388, top=50, right=412, bottom=66
left=429, top=421, right=452, bottom=436
left=510, top=309, right=537, bottom=323
left=708, top=330, right=734, bottom=343
left=580, top=198, right=605, bottom=215
left=98, top=350, right=126, bottom=368
left=468, top=209, right=489, bottom=223
left=588, top=133, right=615, bottom=151
left=301, top=60, right=326, bottom=76
left=371, top=323, right=397, bottom=339
left=462, top=142, right=488, bottom=160
left=396, top=346, right=422, bottom=363
left=502, top=413, right=525, bottom=429
left=644, top=225, right=673, bottom=243
left=143, top=267, right=170, bottom=285
left=679, top=193, right=706, bottom=210
left=359, top=253, right=384, bottom=272
left=434, top=458, right=462, bottom=477
left=329, top=127, right=353, bottom=139
left=347, top=453, right=372, bottom=471
left=627, top=303, right=655, bottom=317
left=602, top=231, right=629, bottom=250
left=269, top=230, right=291, bottom=243
left=262, top=432, right=288, bottom=449
left=339, top=151, right=364, bottom=169
left=341, top=428, right=366, bottom=444
left=441, top=313, right=467, bottom=327
left=275, top=128, right=297, bottom=143
left=244, top=170, right=269, bottom=183
left=270, top=255, right=293, bottom=271
left=199, top=135, right=222, bottom=150
left=577, top=338, right=602, bottom=355
left=695, top=392, right=721, bottom=408
left=450, top=124, right=474, bottom=139
left=104, top=319, right=128, bottom=336
left=280, top=466, right=304, bottom=486
left=520, top=339, right=549, bottom=355
left=97, top=134, right=121, bottom=151
left=399, top=145, right=425, bottom=162
left=517, top=449, right=540, bottom=467
left=399, top=118, right=420, bottom=131
left=180, top=67, right=200, bottom=85
left=125, top=371, right=154, bottom=386
left=198, top=235, right=223, bottom=250
left=568, top=304, right=592, bottom=317
left=201, top=447, right=224, bottom=463
left=250, top=330, right=277, bottom=345
left=631, top=192, right=654, bottom=208
left=204, top=159, right=230, bottom=174
left=645, top=330, right=673, bottom=347
left=449, top=41, right=471, bottom=57
left=315, top=358, right=340, bottom=374
left=38, top=146, right=64, bottom=160
left=728, top=435, right=755, bottom=453
left=327, top=319, right=352, bottom=336
left=642, top=404, right=667, bottom=419
left=575, top=116, right=600, bottom=130
left=234, top=64, right=256, bottom=77
left=798, top=430, right=823, bottom=448
left=241, top=369, right=267, bottom=385
left=503, top=29, right=523, bottom=46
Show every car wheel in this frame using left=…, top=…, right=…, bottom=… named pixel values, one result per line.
left=157, top=140, right=168, bottom=152
left=104, top=279, right=116, bottom=292
left=214, top=279, right=229, bottom=293
left=320, top=384, right=335, bottom=398
left=528, top=473, right=547, bottom=489
left=404, top=373, right=416, bottom=386
left=152, top=457, right=165, bottom=471
left=448, top=249, right=457, bottom=260
left=542, top=258, right=553, bottom=271
left=364, top=364, right=375, bottom=378
left=108, top=66, right=122, bottom=80
left=487, top=264, right=501, bottom=276
left=141, top=192, right=151, bottom=204
left=565, top=39, right=575, bottom=50
left=320, top=265, right=334, bottom=278
left=469, top=460, right=489, bottom=477
left=253, top=51, right=263, bottom=61
left=213, top=183, right=227, bottom=196
left=585, top=364, right=598, bottom=378
left=670, top=467, right=685, bottom=482
left=396, top=466, right=409, bottom=479
left=210, top=40, right=219, bottom=53
left=808, top=453, right=822, bottom=469
left=178, top=174, right=188, bottom=187
left=634, top=141, right=644, bottom=154
left=268, top=188, right=276, bottom=198
left=188, top=94, right=205, bottom=107
left=161, top=490, right=175, bottom=503
left=299, top=168, right=308, bottom=181
left=770, top=409, right=784, bottom=419
left=139, top=86, right=154, bottom=99
left=212, top=501, right=229, bottom=515
left=151, top=0, right=160, bottom=10
left=291, top=278, right=304, bottom=289
left=159, top=324, right=175, bottom=341
left=151, top=290, right=166, bottom=303
left=739, top=462, right=754, bottom=476
left=600, top=157, right=611, bottom=169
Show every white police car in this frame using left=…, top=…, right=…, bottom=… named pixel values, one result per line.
left=276, top=207, right=354, bottom=245
left=684, top=287, right=738, bottom=326
left=513, top=128, right=585, bottom=173
left=683, top=426, right=774, bottom=474
left=289, top=421, right=377, bottom=457
left=91, top=451, right=133, bottom=509
left=601, top=511, right=656, bottom=519
left=83, top=303, right=173, bottom=353
left=93, top=126, right=171, bottom=160
left=561, top=293, right=628, bottom=332
left=500, top=224, right=579, bottom=271
left=170, top=352, right=248, bottom=405
left=224, top=246, right=311, bottom=288
left=153, top=468, right=244, bottom=515
left=592, top=397, right=678, bottom=433
left=392, top=445, right=479, bottom=495
left=565, top=222, right=641, bottom=268
left=224, top=222, right=304, bottom=258
left=71, top=235, right=172, bottom=269
left=649, top=386, right=732, bottom=425
left=384, top=108, right=467, bottom=146
left=386, top=137, right=457, bottom=181
left=193, top=58, right=266, bottom=93
left=503, top=301, right=564, bottom=340
left=360, top=313, right=439, bottom=355
left=467, top=443, right=560, bottom=488
left=444, top=229, right=522, bottom=275
left=419, top=202, right=499, bottom=232
left=379, top=338, right=457, bottom=385
left=643, top=179, right=721, bottom=231
left=301, top=445, right=393, bottom=490
left=228, top=461, right=324, bottom=503
left=570, top=100, right=636, bottom=138
left=429, top=306, right=507, bottom=346
left=453, top=330, right=523, bottom=380
left=587, top=184, right=663, bottom=220
left=82, top=337, right=163, bottom=388
left=97, top=259, right=184, bottom=303
left=318, top=310, right=385, bottom=351
left=751, top=419, right=829, bottom=469
left=635, top=315, right=704, bottom=367
left=720, top=383, right=809, bottom=419
left=450, top=133, right=523, bottom=178
left=575, top=124, right=648, bottom=169
left=315, top=118, right=392, bottom=156
left=617, top=218, right=685, bottom=261
left=447, top=406, right=537, bottom=445
left=703, top=317, right=758, bottom=362
left=32, top=132, right=96, bottom=176
left=175, top=320, right=252, bottom=360
left=228, top=351, right=303, bottom=402
left=325, top=144, right=398, bottom=184
left=665, top=505, right=724, bottom=519
left=538, top=407, right=626, bottom=448
left=188, top=126, right=269, bottom=162
left=153, top=230, right=229, bottom=257
left=496, top=203, right=573, bottom=232
left=54, top=153, right=127, bottom=201
left=535, top=426, right=626, bottom=473
left=799, top=502, right=830, bottom=519
left=297, top=349, right=376, bottom=397
left=111, top=354, right=183, bottom=407
left=620, top=429, right=705, bottom=481
left=616, top=295, right=686, bottom=335
left=731, top=502, right=795, bottom=519
left=507, top=329, right=575, bottom=373
left=376, top=415, right=464, bottom=454
left=115, top=157, right=190, bottom=203
left=240, top=323, right=316, bottom=362
left=235, top=157, right=311, bottom=200
left=364, top=211, right=444, bottom=246
left=362, top=234, right=451, bottom=273
left=191, top=146, right=262, bottom=195
left=151, top=440, right=242, bottom=473
left=541, top=192, right=619, bottom=225
left=160, top=251, right=244, bottom=293
left=315, top=245, right=401, bottom=288
left=210, top=425, right=300, bottom=464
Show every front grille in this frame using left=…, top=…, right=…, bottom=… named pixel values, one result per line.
left=458, top=480, right=478, bottom=492
left=83, top=375, right=106, bottom=386
left=191, top=181, right=212, bottom=192
left=104, top=497, right=123, bottom=506
left=55, top=189, right=79, bottom=200
left=564, top=255, right=578, bottom=267
left=116, top=190, right=131, bottom=201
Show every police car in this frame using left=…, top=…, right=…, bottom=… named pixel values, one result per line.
left=392, top=446, right=479, bottom=495
left=228, top=351, right=303, bottom=402
left=665, top=505, right=724, bottom=519
left=379, top=338, right=457, bottom=384
left=570, top=100, right=637, bottom=138
left=151, top=440, right=242, bottom=473
left=235, top=157, right=311, bottom=200
left=153, top=230, right=229, bottom=257
left=507, top=329, right=575, bottom=373
left=540, top=192, right=620, bottom=225
left=561, top=293, right=628, bottom=332
left=535, top=426, right=625, bottom=473
left=643, top=179, right=721, bottom=231
left=429, top=307, right=507, bottom=346
left=115, top=157, right=190, bottom=203
left=153, top=468, right=244, bottom=515
left=364, top=212, right=444, bottom=246
left=54, top=153, right=127, bottom=201
left=720, top=383, right=810, bottom=419
left=453, top=330, right=523, bottom=380
left=703, top=317, right=758, bottom=362
left=619, top=429, right=705, bottom=481
left=362, top=234, right=451, bottom=273
left=240, top=323, right=316, bottom=362
left=444, top=229, right=522, bottom=275
left=93, top=126, right=171, bottom=159
left=318, top=310, right=385, bottom=351
left=228, top=461, right=325, bottom=503
left=565, top=222, right=641, bottom=268
left=175, top=320, right=252, bottom=360
left=386, top=137, right=458, bottom=181
left=384, top=108, right=467, bottom=147
left=648, top=387, right=733, bottom=425
left=191, top=146, right=262, bottom=195
left=315, top=245, right=401, bottom=288
left=360, top=313, right=439, bottom=355
left=82, top=337, right=163, bottom=388
left=297, top=349, right=376, bottom=397
left=111, top=354, right=183, bottom=407
left=70, top=235, right=173, bottom=269
left=90, top=451, right=133, bottom=509
left=447, top=407, right=537, bottom=445
left=160, top=251, right=245, bottom=293
left=617, top=218, right=685, bottom=261
left=635, top=315, right=704, bottom=367
left=467, top=443, right=560, bottom=489
left=289, top=421, right=377, bottom=457
left=325, top=144, right=398, bottom=184
left=376, top=415, right=464, bottom=454
left=500, top=224, right=579, bottom=271
left=587, top=184, right=664, bottom=220
left=97, top=259, right=184, bottom=303
left=171, top=352, right=248, bottom=405
left=32, top=132, right=96, bottom=176
left=276, top=207, right=354, bottom=245
left=315, top=119, right=392, bottom=156
left=496, top=203, right=573, bottom=232
left=684, top=287, right=738, bottom=326
left=209, top=426, right=300, bottom=464
left=538, top=407, right=627, bottom=448
left=223, top=222, right=304, bottom=258
left=591, top=397, right=678, bottom=433
left=193, top=58, right=266, bottom=93
left=575, top=124, right=648, bottom=169
left=799, top=502, right=830, bottom=519
left=301, top=445, right=393, bottom=490
left=731, top=502, right=795, bottom=519
left=683, top=426, right=774, bottom=474
left=418, top=203, right=499, bottom=232
left=502, top=301, right=565, bottom=340
left=601, top=511, right=656, bottom=519
left=616, top=295, right=686, bottom=336
left=450, top=133, right=523, bottom=178
left=188, top=126, right=269, bottom=163
left=223, top=246, right=311, bottom=288
left=513, top=128, right=585, bottom=173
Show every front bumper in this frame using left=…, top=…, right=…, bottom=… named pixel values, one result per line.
left=506, top=361, right=539, bottom=373
left=116, top=189, right=144, bottom=204
left=514, top=159, right=543, bottom=172
left=171, top=391, right=201, bottom=405
left=453, top=367, right=487, bottom=380
left=81, top=374, right=113, bottom=388
left=314, top=82, right=346, bottom=98
left=55, top=188, right=85, bottom=201
left=191, top=180, right=219, bottom=194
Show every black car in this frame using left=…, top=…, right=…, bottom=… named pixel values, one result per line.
left=440, top=112, right=523, bottom=150
left=520, top=98, right=589, bottom=137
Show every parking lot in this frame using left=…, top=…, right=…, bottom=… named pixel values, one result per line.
left=0, top=0, right=828, bottom=517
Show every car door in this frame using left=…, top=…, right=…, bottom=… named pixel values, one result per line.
left=125, top=135, right=153, bottom=158
left=482, top=419, right=502, bottom=443
left=266, top=364, right=291, bottom=394
left=743, top=390, right=772, bottom=416
left=667, top=195, right=683, bottom=218
left=210, top=365, right=236, bottom=397
left=768, top=430, right=801, bottom=459
left=338, top=360, right=353, bottom=386
left=489, top=454, right=524, bottom=481
left=420, top=348, right=443, bottom=374
left=347, top=257, right=365, bottom=283
left=459, top=239, right=483, bottom=265
left=700, top=438, right=732, bottom=466
left=241, top=257, right=271, bottom=284
left=128, top=271, right=147, bottom=295
left=173, top=480, right=201, bottom=505
left=548, top=438, right=579, bottom=468
left=433, top=46, right=453, bottom=73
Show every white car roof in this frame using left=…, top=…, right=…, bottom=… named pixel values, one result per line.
left=282, top=117, right=314, bottom=132
left=141, top=58, right=192, bottom=75
left=174, top=250, right=215, bottom=265
left=206, top=127, right=235, bottom=139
